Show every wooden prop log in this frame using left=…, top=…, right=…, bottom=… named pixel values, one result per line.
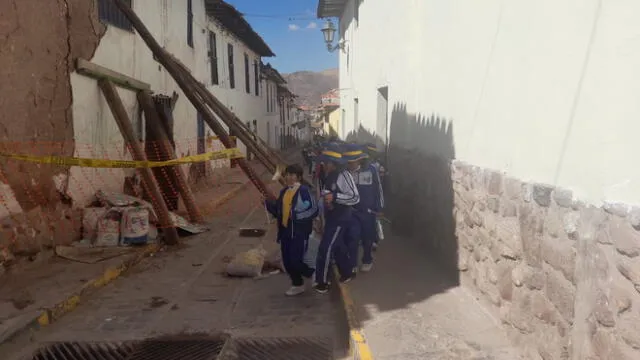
left=99, top=79, right=180, bottom=245
left=137, top=91, right=204, bottom=223
left=111, top=0, right=274, bottom=199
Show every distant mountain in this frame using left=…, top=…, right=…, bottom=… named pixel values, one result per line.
left=282, top=68, right=338, bottom=107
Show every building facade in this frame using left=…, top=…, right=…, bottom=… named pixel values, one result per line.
left=69, top=0, right=276, bottom=206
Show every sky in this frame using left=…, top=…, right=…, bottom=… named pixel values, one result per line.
left=224, top=0, right=337, bottom=74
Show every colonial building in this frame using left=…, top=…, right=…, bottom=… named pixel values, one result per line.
left=69, top=0, right=277, bottom=206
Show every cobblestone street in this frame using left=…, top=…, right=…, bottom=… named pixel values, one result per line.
left=1, top=168, right=348, bottom=360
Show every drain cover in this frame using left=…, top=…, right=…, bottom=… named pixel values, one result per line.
left=228, top=337, right=333, bottom=360
left=29, top=336, right=227, bottom=360
left=127, top=337, right=226, bottom=360
left=30, top=341, right=136, bottom=360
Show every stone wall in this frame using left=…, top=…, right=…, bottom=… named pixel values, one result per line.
left=453, top=160, right=640, bottom=360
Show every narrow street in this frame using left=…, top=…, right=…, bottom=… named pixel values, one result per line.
left=1, top=162, right=350, bottom=360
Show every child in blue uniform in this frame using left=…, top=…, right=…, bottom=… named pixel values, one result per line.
left=344, top=144, right=384, bottom=272
left=314, top=144, right=360, bottom=293
left=265, top=164, right=318, bottom=296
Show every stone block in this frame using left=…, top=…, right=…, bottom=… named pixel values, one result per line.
left=563, top=212, right=580, bottom=240
left=619, top=313, right=640, bottom=350
left=497, top=261, right=514, bottom=301
left=553, top=188, right=574, bottom=208
left=497, top=218, right=522, bottom=259
left=617, top=258, right=640, bottom=289
left=458, top=249, right=469, bottom=271
left=531, top=291, right=554, bottom=323
left=591, top=327, right=638, bottom=360
left=541, top=237, right=576, bottom=283
left=628, top=206, right=640, bottom=230
left=523, top=267, right=545, bottom=290
left=470, top=209, right=483, bottom=227
left=487, top=196, right=500, bottom=213
left=610, top=285, right=632, bottom=314
left=504, top=176, right=522, bottom=200
left=533, top=184, right=553, bottom=207
left=510, top=288, right=535, bottom=333
left=486, top=171, right=502, bottom=196
left=544, top=268, right=576, bottom=324
left=545, top=212, right=564, bottom=239
left=523, top=183, right=533, bottom=203
left=604, top=201, right=630, bottom=218
left=500, top=200, right=518, bottom=217
left=519, top=204, right=544, bottom=268
left=610, top=222, right=640, bottom=258
left=593, top=291, right=615, bottom=327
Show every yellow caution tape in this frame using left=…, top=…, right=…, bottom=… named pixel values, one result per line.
left=0, top=148, right=244, bottom=168
left=207, top=135, right=237, bottom=141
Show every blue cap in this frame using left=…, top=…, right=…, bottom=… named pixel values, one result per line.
left=316, top=143, right=346, bottom=164
left=342, top=143, right=368, bottom=162
left=365, top=143, right=379, bottom=153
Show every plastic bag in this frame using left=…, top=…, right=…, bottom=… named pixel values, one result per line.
left=376, top=219, right=384, bottom=241
left=304, top=230, right=321, bottom=269
left=226, top=247, right=267, bottom=277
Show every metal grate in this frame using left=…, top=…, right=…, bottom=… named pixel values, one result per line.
left=29, top=336, right=227, bottom=360
left=229, top=337, right=333, bottom=360
left=31, top=341, right=136, bottom=360
left=126, top=338, right=226, bottom=360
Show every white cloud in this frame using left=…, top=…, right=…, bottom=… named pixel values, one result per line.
left=288, top=24, right=300, bottom=31
left=306, top=22, right=318, bottom=29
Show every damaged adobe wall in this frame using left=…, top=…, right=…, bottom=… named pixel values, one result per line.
left=453, top=161, right=640, bottom=360
left=0, top=0, right=105, bottom=256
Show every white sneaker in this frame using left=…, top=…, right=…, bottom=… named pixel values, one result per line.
left=360, top=263, right=373, bottom=272
left=285, top=286, right=305, bottom=296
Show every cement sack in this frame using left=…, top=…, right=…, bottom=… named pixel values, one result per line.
left=226, top=247, right=267, bottom=278
left=95, top=210, right=121, bottom=247
left=304, top=230, right=321, bottom=269
left=120, top=207, right=149, bottom=246
left=82, top=207, right=108, bottom=241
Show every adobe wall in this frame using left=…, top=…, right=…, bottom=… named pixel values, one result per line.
left=0, top=0, right=104, bottom=257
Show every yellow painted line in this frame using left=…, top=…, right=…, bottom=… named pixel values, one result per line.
left=333, top=266, right=374, bottom=360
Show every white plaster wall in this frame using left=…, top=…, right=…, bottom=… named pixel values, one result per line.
left=336, top=0, right=640, bottom=205
left=70, top=0, right=271, bottom=206
left=205, top=19, right=268, bottom=156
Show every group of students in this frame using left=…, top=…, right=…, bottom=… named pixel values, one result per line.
left=266, top=141, right=385, bottom=296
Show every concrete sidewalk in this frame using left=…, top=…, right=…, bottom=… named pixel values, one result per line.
left=346, top=226, right=527, bottom=360
left=0, top=161, right=264, bottom=345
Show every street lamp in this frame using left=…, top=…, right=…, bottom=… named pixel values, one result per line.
left=321, top=19, right=345, bottom=52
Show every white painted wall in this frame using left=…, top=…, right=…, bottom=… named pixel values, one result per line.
left=335, top=0, right=640, bottom=205
left=69, top=0, right=272, bottom=206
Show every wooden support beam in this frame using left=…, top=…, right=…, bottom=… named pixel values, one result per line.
left=98, top=79, right=180, bottom=245
left=110, top=0, right=275, bottom=200
left=76, top=58, right=151, bottom=92
left=137, top=91, right=204, bottom=224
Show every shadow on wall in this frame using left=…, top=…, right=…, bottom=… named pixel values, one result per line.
left=342, top=102, right=459, bottom=320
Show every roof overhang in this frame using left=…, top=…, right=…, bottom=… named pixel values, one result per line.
left=317, top=0, right=348, bottom=18
left=205, top=0, right=275, bottom=57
